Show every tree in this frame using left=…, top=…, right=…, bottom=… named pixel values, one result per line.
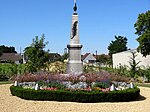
left=108, top=36, right=128, bottom=56
left=128, top=51, right=141, bottom=78
left=97, top=54, right=111, bottom=65
left=24, top=34, right=49, bottom=72
left=0, top=49, right=2, bottom=56
left=134, top=10, right=150, bottom=57
left=61, top=53, right=68, bottom=62
left=0, top=45, right=17, bottom=55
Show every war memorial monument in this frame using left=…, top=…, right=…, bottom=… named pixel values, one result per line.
left=67, top=0, right=83, bottom=74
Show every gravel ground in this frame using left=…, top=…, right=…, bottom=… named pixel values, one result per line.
left=0, top=84, right=150, bottom=112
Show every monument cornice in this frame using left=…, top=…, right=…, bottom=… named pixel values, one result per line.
left=67, top=44, right=82, bottom=48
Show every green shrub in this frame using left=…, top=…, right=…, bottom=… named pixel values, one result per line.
left=101, top=67, right=130, bottom=77
left=93, top=82, right=110, bottom=89
left=0, top=75, right=9, bottom=81
left=10, top=86, right=140, bottom=103
left=0, top=63, right=29, bottom=81
left=38, top=81, right=65, bottom=90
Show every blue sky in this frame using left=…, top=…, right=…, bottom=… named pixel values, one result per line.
left=0, top=0, right=150, bottom=55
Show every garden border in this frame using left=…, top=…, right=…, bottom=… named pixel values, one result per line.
left=10, top=85, right=140, bottom=103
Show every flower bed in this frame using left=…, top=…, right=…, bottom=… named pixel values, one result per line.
left=10, top=85, right=140, bottom=102
left=10, top=72, right=140, bottom=102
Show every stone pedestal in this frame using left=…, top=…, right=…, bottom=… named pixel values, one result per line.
left=66, top=13, right=83, bottom=74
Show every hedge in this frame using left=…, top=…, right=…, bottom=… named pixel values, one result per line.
left=10, top=86, right=140, bottom=103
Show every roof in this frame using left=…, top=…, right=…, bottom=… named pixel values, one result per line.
left=82, top=53, right=96, bottom=61
left=113, top=49, right=137, bottom=55
left=0, top=53, right=22, bottom=62
left=81, top=53, right=90, bottom=61
left=49, top=53, right=61, bottom=58
left=49, top=53, right=61, bottom=61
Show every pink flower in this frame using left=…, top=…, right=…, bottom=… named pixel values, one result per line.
left=101, top=88, right=110, bottom=92
left=42, top=87, right=57, bottom=91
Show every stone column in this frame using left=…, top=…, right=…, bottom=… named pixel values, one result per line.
left=66, top=2, right=83, bottom=74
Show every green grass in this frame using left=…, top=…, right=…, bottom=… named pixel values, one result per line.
left=136, top=83, right=150, bottom=88
left=0, top=81, right=12, bottom=85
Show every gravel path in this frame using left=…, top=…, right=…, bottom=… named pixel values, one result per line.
left=0, top=84, right=150, bottom=112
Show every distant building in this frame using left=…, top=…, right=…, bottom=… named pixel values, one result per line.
left=0, top=53, right=22, bottom=64
left=49, top=53, right=61, bottom=62
left=82, top=53, right=96, bottom=64
left=113, top=49, right=150, bottom=69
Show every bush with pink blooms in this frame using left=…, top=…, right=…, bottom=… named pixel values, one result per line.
left=14, top=71, right=129, bottom=83
left=12, top=71, right=131, bottom=93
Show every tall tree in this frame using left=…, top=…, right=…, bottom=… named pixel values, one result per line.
left=24, top=34, right=49, bottom=72
left=134, top=10, right=150, bottom=57
left=108, top=36, right=128, bottom=56
left=0, top=45, right=17, bottom=54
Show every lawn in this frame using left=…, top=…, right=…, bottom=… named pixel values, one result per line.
left=136, top=83, right=150, bottom=88
left=0, top=81, right=12, bottom=85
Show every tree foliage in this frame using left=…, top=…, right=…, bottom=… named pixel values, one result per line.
left=0, top=45, right=17, bottom=55
left=0, top=63, right=28, bottom=81
left=134, top=10, right=150, bottom=57
left=97, top=54, right=111, bottom=65
left=108, top=36, right=128, bottom=56
left=24, top=34, right=49, bottom=72
left=128, top=51, right=141, bottom=77
left=61, top=53, right=69, bottom=62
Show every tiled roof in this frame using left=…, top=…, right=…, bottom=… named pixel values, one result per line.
left=0, top=53, right=22, bottom=62
left=81, top=53, right=90, bottom=60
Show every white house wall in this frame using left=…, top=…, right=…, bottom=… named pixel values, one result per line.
left=113, top=49, right=150, bottom=69
left=83, top=54, right=96, bottom=63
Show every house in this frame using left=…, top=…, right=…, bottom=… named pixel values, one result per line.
left=113, top=49, right=150, bottom=69
left=49, top=53, right=61, bottom=62
left=0, top=53, right=22, bottom=64
left=82, top=53, right=96, bottom=64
